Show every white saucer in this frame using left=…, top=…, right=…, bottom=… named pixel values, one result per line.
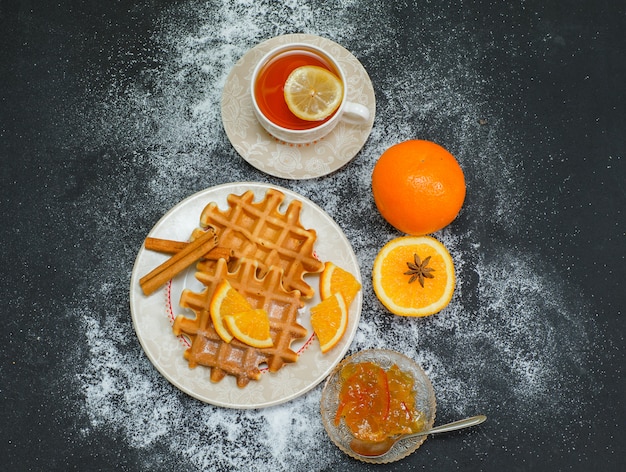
left=221, top=34, right=376, bottom=180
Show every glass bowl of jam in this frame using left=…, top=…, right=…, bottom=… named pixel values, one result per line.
left=320, top=349, right=436, bottom=463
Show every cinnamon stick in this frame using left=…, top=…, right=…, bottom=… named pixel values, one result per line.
left=144, top=237, right=232, bottom=261
left=144, top=237, right=187, bottom=253
left=201, top=246, right=233, bottom=261
left=140, top=228, right=218, bottom=296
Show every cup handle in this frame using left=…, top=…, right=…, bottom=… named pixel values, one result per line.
left=342, top=101, right=370, bottom=124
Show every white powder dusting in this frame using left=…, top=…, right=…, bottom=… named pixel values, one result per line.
left=70, top=1, right=594, bottom=470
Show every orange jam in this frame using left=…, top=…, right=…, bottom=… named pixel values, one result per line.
left=334, top=361, right=425, bottom=442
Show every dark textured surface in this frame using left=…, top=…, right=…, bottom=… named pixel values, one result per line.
left=1, top=1, right=624, bottom=470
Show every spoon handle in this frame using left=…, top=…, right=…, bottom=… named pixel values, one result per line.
left=426, top=415, right=487, bottom=435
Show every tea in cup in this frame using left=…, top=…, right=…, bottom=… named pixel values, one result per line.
left=250, top=43, right=370, bottom=144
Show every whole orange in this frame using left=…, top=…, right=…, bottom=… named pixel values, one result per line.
left=372, top=140, right=466, bottom=235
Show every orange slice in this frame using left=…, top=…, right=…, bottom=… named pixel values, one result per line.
left=319, top=261, right=361, bottom=307
left=284, top=65, right=344, bottom=121
left=209, top=280, right=253, bottom=343
left=224, top=308, right=273, bottom=348
left=310, top=293, right=348, bottom=353
left=372, top=236, right=455, bottom=317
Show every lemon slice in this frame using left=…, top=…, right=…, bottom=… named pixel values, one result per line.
left=284, top=66, right=344, bottom=121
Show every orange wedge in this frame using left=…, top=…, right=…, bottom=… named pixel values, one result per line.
left=319, top=261, right=361, bottom=307
left=372, top=236, right=455, bottom=317
left=224, top=308, right=273, bottom=348
left=209, top=280, right=253, bottom=343
left=310, top=293, right=348, bottom=353
left=284, top=65, right=344, bottom=121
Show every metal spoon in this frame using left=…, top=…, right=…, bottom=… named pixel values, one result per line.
left=349, top=415, right=487, bottom=458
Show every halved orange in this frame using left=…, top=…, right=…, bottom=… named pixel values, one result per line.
left=310, top=292, right=348, bottom=353
left=284, top=65, right=343, bottom=121
left=224, top=308, right=273, bottom=348
left=209, top=280, right=253, bottom=343
left=319, top=262, right=361, bottom=307
left=372, top=236, right=455, bottom=317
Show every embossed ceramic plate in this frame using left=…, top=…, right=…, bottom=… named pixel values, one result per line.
left=130, top=182, right=362, bottom=409
left=221, top=34, right=376, bottom=179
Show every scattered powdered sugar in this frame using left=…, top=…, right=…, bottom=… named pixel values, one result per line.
left=70, top=1, right=594, bottom=469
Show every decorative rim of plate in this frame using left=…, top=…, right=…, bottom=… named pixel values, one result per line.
left=129, top=182, right=362, bottom=409
left=320, top=348, right=437, bottom=463
left=221, top=34, right=376, bottom=180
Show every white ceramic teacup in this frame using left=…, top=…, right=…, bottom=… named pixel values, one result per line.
left=250, top=43, right=370, bottom=144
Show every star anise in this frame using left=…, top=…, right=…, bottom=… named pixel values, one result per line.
left=404, top=253, right=435, bottom=287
